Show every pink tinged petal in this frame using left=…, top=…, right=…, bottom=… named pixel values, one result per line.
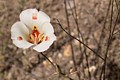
left=41, top=22, right=54, bottom=35
left=20, top=9, right=39, bottom=30
left=33, top=34, right=56, bottom=52
left=11, top=22, right=33, bottom=48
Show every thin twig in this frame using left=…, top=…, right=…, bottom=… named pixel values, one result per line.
left=100, top=0, right=120, bottom=79
left=103, top=0, right=114, bottom=79
left=115, top=0, right=119, bottom=10
left=99, top=1, right=112, bottom=79
left=71, top=1, right=87, bottom=76
left=64, top=0, right=80, bottom=80
left=57, top=19, right=105, bottom=61
left=40, top=52, right=55, bottom=68
left=113, top=29, right=120, bottom=35
left=68, top=0, right=91, bottom=79
left=97, top=0, right=112, bottom=55
left=41, top=52, right=73, bottom=80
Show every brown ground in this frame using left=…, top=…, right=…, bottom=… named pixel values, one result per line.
left=0, top=0, right=120, bottom=80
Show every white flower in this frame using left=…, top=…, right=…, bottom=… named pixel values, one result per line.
left=11, top=9, right=56, bottom=52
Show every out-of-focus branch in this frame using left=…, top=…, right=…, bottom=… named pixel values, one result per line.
left=100, top=0, right=120, bottom=79
left=68, top=0, right=91, bottom=79
left=64, top=0, right=80, bottom=80
left=57, top=19, right=104, bottom=61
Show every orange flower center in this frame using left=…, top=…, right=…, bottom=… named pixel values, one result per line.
left=28, top=26, right=50, bottom=44
left=28, top=26, right=44, bottom=44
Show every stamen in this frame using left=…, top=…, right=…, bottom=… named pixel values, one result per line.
left=38, top=33, right=44, bottom=43
left=32, top=26, right=40, bottom=37
left=28, top=26, right=45, bottom=44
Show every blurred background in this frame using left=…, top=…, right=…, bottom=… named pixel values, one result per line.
left=0, top=0, right=120, bottom=80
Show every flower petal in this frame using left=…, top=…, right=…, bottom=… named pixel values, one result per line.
left=20, top=9, right=39, bottom=30
left=41, top=22, right=54, bottom=35
left=33, top=34, right=56, bottom=52
left=20, top=9, right=50, bottom=30
left=11, top=22, right=29, bottom=38
left=38, top=11, right=50, bottom=25
left=13, top=40, right=33, bottom=49
left=11, top=22, right=33, bottom=48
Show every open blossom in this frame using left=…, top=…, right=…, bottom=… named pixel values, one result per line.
left=11, top=9, right=56, bottom=52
